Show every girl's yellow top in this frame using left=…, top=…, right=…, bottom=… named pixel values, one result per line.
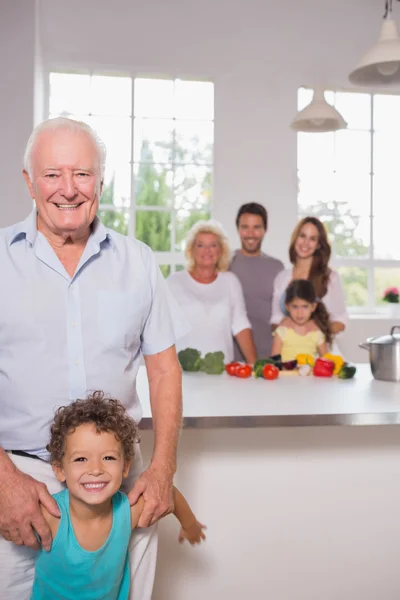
left=274, top=326, right=325, bottom=362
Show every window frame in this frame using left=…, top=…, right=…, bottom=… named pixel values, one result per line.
left=297, top=86, right=400, bottom=314
left=44, top=67, right=215, bottom=273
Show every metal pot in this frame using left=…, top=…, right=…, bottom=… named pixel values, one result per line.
left=359, top=326, right=400, bottom=382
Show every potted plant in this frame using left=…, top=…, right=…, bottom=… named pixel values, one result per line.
left=382, top=287, right=400, bottom=318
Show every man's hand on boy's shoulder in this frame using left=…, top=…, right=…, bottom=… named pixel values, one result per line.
left=128, top=467, right=174, bottom=528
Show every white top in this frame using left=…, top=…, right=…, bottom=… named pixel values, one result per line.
left=167, top=270, right=251, bottom=363
left=270, top=268, right=348, bottom=326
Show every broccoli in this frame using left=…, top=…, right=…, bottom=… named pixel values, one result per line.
left=178, top=348, right=202, bottom=372
left=200, top=351, right=225, bottom=375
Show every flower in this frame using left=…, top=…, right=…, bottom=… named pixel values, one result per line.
left=382, top=287, right=400, bottom=303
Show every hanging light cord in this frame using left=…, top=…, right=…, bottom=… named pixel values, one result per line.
left=383, top=0, right=400, bottom=18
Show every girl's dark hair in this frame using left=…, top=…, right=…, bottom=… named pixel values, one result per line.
left=285, top=279, right=332, bottom=345
left=289, top=216, right=331, bottom=299
left=47, top=391, right=140, bottom=465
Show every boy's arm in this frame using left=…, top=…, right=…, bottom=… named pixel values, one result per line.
left=39, top=504, right=60, bottom=540
left=130, top=496, right=145, bottom=530
left=172, top=486, right=206, bottom=545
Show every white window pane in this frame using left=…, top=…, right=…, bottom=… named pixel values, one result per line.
left=334, top=212, right=370, bottom=258
left=134, top=118, right=173, bottom=163
left=49, top=73, right=91, bottom=115
left=49, top=113, right=91, bottom=125
left=174, top=80, right=214, bottom=120
left=373, top=131, right=400, bottom=173
left=100, top=163, right=131, bottom=207
left=134, top=163, right=173, bottom=207
left=337, top=267, right=368, bottom=307
left=174, top=165, right=212, bottom=211
left=134, top=79, right=174, bottom=118
left=373, top=94, right=400, bottom=132
left=297, top=172, right=335, bottom=213
left=91, top=116, right=131, bottom=163
left=135, top=210, right=171, bottom=250
left=91, top=75, right=132, bottom=116
left=334, top=130, right=371, bottom=173
left=334, top=92, right=371, bottom=130
left=98, top=208, right=129, bottom=235
left=334, top=173, right=371, bottom=218
left=297, top=87, right=313, bottom=110
left=373, top=176, right=400, bottom=260
left=297, top=133, right=334, bottom=174
left=174, top=120, right=213, bottom=164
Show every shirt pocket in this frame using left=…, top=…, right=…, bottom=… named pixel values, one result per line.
left=97, top=291, right=147, bottom=350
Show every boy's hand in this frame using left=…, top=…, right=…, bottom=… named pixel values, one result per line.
left=178, top=520, right=206, bottom=546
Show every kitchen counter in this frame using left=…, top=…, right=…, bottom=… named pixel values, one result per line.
left=137, top=363, right=400, bottom=428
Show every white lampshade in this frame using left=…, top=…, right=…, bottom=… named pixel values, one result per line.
left=290, top=88, right=347, bottom=133
left=349, top=18, right=400, bottom=86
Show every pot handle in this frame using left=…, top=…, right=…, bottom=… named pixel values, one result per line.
left=391, top=325, right=400, bottom=336
left=359, top=342, right=370, bottom=351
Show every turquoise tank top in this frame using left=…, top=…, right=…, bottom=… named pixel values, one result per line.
left=31, top=488, right=131, bottom=600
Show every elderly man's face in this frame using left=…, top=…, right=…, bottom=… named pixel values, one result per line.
left=23, top=128, right=102, bottom=241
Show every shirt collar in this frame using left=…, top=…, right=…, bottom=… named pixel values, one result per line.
left=8, top=209, right=114, bottom=249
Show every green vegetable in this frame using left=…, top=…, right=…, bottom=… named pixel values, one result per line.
left=253, top=358, right=274, bottom=378
left=200, top=351, right=225, bottom=375
left=178, top=348, right=202, bottom=372
left=338, top=363, right=357, bottom=379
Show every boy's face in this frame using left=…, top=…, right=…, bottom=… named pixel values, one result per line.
left=52, top=423, right=130, bottom=505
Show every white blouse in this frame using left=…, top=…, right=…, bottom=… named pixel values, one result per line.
left=270, top=268, right=348, bottom=327
left=167, top=271, right=251, bottom=363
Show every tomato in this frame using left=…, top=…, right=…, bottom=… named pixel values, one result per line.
left=225, top=362, right=241, bottom=376
left=262, top=364, right=279, bottom=380
left=236, top=364, right=252, bottom=378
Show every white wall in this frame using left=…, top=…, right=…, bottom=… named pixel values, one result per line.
left=141, top=426, right=400, bottom=600
left=0, top=0, right=36, bottom=226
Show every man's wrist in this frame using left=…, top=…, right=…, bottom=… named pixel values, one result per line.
left=149, top=458, right=176, bottom=478
left=0, top=448, right=18, bottom=477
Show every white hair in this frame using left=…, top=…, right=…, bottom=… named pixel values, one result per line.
left=185, top=219, right=232, bottom=272
left=23, top=117, right=107, bottom=180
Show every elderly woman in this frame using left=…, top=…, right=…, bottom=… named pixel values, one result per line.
left=167, top=220, right=257, bottom=364
left=271, top=216, right=348, bottom=337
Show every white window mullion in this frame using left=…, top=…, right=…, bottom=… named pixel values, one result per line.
left=369, top=93, right=375, bottom=309
left=129, top=78, right=135, bottom=239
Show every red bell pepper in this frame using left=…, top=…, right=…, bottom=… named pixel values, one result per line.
left=313, top=357, right=335, bottom=378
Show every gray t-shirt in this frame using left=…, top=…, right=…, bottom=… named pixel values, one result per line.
left=230, top=250, right=284, bottom=360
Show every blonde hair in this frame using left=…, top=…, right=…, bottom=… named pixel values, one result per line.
left=185, top=220, right=231, bottom=272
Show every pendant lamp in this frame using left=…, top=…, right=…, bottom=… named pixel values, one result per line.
left=349, top=0, right=400, bottom=86
left=290, top=88, right=347, bottom=133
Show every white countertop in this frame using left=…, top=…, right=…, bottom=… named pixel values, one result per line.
left=137, top=364, right=400, bottom=428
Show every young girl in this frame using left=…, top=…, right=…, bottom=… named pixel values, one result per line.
left=271, top=279, right=331, bottom=362
left=31, top=392, right=205, bottom=600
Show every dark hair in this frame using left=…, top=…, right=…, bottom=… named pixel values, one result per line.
left=235, top=203, right=268, bottom=230
left=289, top=216, right=331, bottom=299
left=47, top=391, right=140, bottom=465
left=285, top=279, right=332, bottom=345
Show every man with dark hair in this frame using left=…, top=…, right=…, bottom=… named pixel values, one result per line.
left=230, top=203, right=284, bottom=360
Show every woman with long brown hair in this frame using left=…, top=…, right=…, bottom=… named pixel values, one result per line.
left=270, top=217, right=347, bottom=338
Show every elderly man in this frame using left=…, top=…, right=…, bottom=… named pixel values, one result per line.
left=0, top=117, right=184, bottom=599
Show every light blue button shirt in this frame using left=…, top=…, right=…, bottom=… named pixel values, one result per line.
left=0, top=210, right=184, bottom=459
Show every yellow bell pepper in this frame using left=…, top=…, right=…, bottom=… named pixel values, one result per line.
left=323, top=353, right=345, bottom=375
left=296, top=353, right=315, bottom=367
